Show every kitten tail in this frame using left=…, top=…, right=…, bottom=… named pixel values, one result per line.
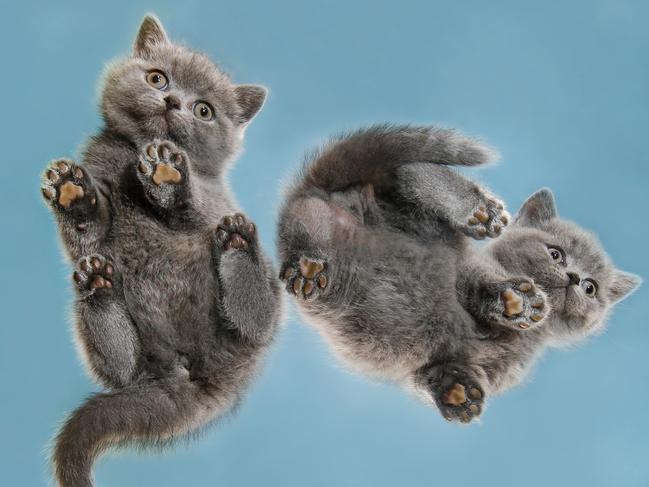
left=52, top=379, right=219, bottom=487
left=299, top=123, right=498, bottom=194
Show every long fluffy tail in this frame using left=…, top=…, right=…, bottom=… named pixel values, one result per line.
left=296, top=124, right=498, bottom=194
left=52, top=378, right=220, bottom=487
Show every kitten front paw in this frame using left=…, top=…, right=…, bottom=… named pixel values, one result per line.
left=73, top=254, right=119, bottom=298
left=483, top=278, right=548, bottom=330
left=137, top=140, right=189, bottom=207
left=425, top=366, right=485, bottom=424
left=281, top=256, right=329, bottom=300
left=462, top=197, right=510, bottom=239
left=41, top=159, right=97, bottom=214
left=215, top=213, right=257, bottom=252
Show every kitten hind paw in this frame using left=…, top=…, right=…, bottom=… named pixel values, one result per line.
left=281, top=256, right=329, bottom=300
left=73, top=254, right=119, bottom=298
left=215, top=213, right=257, bottom=252
left=462, top=197, right=510, bottom=239
left=423, top=366, right=485, bottom=424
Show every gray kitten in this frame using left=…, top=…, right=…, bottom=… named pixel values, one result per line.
left=278, top=124, right=639, bottom=423
left=40, top=16, right=281, bottom=487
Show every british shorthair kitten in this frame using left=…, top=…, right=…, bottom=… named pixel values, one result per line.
left=278, top=124, right=639, bottom=423
left=41, top=16, right=281, bottom=487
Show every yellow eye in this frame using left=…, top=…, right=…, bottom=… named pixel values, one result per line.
left=146, top=71, right=168, bottom=90
left=193, top=102, right=214, bottom=121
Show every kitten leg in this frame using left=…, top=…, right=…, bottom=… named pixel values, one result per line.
left=415, top=361, right=487, bottom=424
left=72, top=254, right=140, bottom=388
left=394, top=164, right=510, bottom=239
left=136, top=140, right=192, bottom=210
left=214, top=214, right=280, bottom=343
left=41, top=159, right=110, bottom=258
left=277, top=197, right=350, bottom=301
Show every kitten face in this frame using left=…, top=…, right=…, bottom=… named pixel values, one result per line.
left=488, top=189, right=640, bottom=345
left=100, top=16, right=267, bottom=176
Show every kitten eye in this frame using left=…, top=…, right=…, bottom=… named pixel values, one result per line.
left=193, top=101, right=214, bottom=121
left=547, top=246, right=566, bottom=265
left=146, top=71, right=168, bottom=90
left=580, top=279, right=598, bottom=297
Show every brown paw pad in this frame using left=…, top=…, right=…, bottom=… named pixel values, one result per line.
left=152, top=163, right=182, bottom=185
left=442, top=383, right=467, bottom=406
left=58, top=181, right=85, bottom=209
left=502, top=290, right=523, bottom=317
left=299, top=257, right=324, bottom=279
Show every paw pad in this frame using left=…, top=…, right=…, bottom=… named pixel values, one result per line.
left=151, top=163, right=182, bottom=185
left=442, top=383, right=467, bottom=406
left=59, top=181, right=85, bottom=209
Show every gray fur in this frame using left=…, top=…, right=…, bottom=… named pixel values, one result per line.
left=278, top=124, right=640, bottom=423
left=41, top=15, right=280, bottom=487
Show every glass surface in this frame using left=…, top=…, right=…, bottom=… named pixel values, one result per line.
left=1, top=1, right=647, bottom=486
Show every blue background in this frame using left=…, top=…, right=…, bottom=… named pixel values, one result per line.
left=2, top=1, right=648, bottom=486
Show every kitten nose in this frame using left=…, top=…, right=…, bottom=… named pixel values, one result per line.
left=567, top=272, right=581, bottom=285
left=164, top=95, right=182, bottom=110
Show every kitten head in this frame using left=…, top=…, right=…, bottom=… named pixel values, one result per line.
left=101, top=15, right=267, bottom=175
left=489, top=188, right=640, bottom=345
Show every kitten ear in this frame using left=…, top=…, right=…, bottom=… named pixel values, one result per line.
left=514, top=188, right=558, bottom=227
left=133, top=15, right=170, bottom=58
left=608, top=271, right=641, bottom=303
left=234, top=85, right=267, bottom=124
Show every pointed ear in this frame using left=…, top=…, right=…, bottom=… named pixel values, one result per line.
left=514, top=188, right=558, bottom=227
left=234, top=85, right=267, bottom=124
left=133, top=15, right=169, bottom=58
left=608, top=271, right=641, bottom=303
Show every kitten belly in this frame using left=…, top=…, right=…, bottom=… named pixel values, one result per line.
left=294, top=244, right=460, bottom=384
left=115, top=222, right=219, bottom=353
left=297, top=307, right=430, bottom=383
